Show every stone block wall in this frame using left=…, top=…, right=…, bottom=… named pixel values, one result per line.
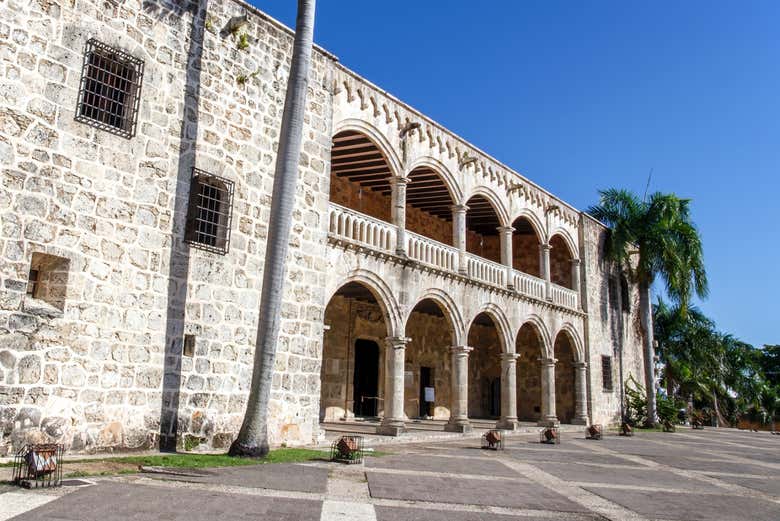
left=0, top=0, right=334, bottom=454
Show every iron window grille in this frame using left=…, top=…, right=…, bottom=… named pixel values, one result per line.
left=185, top=169, right=234, bottom=254
left=601, top=355, right=613, bottom=391
left=75, top=38, right=144, bottom=138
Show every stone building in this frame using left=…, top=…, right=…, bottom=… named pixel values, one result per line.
left=0, top=0, right=645, bottom=454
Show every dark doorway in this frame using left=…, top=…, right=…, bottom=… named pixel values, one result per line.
left=489, top=377, right=501, bottom=417
left=419, top=366, right=433, bottom=417
left=353, top=339, right=379, bottom=417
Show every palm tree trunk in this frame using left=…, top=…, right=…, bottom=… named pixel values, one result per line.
left=229, top=0, right=317, bottom=457
left=639, top=280, right=658, bottom=426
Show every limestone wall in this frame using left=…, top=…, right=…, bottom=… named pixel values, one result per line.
left=0, top=0, right=334, bottom=454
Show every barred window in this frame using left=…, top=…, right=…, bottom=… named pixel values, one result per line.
left=75, top=39, right=144, bottom=138
left=602, top=356, right=613, bottom=391
left=185, top=169, right=234, bottom=254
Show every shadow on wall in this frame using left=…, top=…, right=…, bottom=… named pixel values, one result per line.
left=143, top=0, right=208, bottom=452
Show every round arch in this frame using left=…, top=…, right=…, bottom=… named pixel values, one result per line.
left=325, top=269, right=402, bottom=338
left=549, top=227, right=578, bottom=258
left=553, top=323, right=585, bottom=362
left=404, top=288, right=466, bottom=346
left=510, top=208, right=546, bottom=244
left=466, top=302, right=513, bottom=354
left=407, top=156, right=463, bottom=203
left=332, top=118, right=403, bottom=179
left=463, top=186, right=511, bottom=227
left=516, top=315, right=553, bottom=358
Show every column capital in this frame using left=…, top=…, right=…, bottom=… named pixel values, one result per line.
left=500, top=352, right=520, bottom=362
left=450, top=203, right=469, bottom=214
left=385, top=336, right=410, bottom=349
left=496, top=225, right=515, bottom=235
left=539, top=356, right=557, bottom=366
left=573, top=361, right=588, bottom=369
left=450, top=345, right=473, bottom=355
left=571, top=258, right=581, bottom=266
left=541, top=242, right=552, bottom=252
left=389, top=176, right=410, bottom=186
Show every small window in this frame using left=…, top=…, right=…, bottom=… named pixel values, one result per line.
left=183, top=335, right=196, bottom=357
left=27, top=269, right=39, bottom=297
left=185, top=168, right=234, bottom=254
left=620, top=276, right=630, bottom=313
left=75, top=38, right=144, bottom=138
left=26, top=253, right=70, bottom=311
left=601, top=356, right=613, bottom=391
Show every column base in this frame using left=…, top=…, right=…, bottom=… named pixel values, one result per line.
left=377, top=421, right=405, bottom=436
left=496, top=419, right=518, bottom=431
left=571, top=416, right=589, bottom=426
left=537, top=417, right=560, bottom=428
left=445, top=419, right=472, bottom=433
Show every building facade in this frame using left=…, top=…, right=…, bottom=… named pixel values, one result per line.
left=0, top=0, right=645, bottom=454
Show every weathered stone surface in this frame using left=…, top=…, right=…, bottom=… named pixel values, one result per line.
left=18, top=355, right=41, bottom=384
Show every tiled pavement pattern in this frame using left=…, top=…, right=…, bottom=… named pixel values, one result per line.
left=1, top=429, right=778, bottom=521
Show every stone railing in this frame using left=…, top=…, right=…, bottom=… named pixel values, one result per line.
left=466, top=254, right=506, bottom=287
left=513, top=270, right=546, bottom=301
left=328, top=203, right=396, bottom=253
left=551, top=284, right=578, bottom=310
left=406, top=231, right=458, bottom=272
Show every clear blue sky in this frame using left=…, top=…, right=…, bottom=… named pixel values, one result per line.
left=253, top=1, right=779, bottom=348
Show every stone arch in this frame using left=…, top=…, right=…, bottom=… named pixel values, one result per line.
left=553, top=325, right=581, bottom=423
left=549, top=227, right=578, bottom=258
left=466, top=303, right=513, bottom=354
left=325, top=269, right=402, bottom=338
left=332, top=118, right=402, bottom=179
left=408, top=156, right=463, bottom=202
left=511, top=208, right=546, bottom=243
left=404, top=288, right=465, bottom=346
left=554, top=323, right=585, bottom=363
left=516, top=315, right=553, bottom=358
left=463, top=186, right=510, bottom=227
left=515, top=318, right=549, bottom=422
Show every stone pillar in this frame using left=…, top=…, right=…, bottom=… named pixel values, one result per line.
left=571, top=258, right=581, bottom=307
left=445, top=345, right=472, bottom=432
left=378, top=336, right=408, bottom=436
left=497, top=352, right=519, bottom=430
left=572, top=361, right=589, bottom=425
left=451, top=204, right=469, bottom=275
left=540, top=242, right=552, bottom=300
left=497, top=226, right=515, bottom=289
left=538, top=357, right=559, bottom=426
left=391, top=176, right=410, bottom=256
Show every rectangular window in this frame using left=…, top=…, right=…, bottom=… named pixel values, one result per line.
left=601, top=356, right=613, bottom=391
left=75, top=39, right=144, bottom=138
left=185, top=168, right=235, bottom=255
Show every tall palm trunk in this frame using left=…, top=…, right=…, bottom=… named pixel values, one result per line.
left=229, top=0, right=316, bottom=457
left=639, top=280, right=658, bottom=426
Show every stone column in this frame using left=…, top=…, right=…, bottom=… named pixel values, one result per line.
left=445, top=345, right=473, bottom=432
left=538, top=357, right=559, bottom=426
left=497, top=352, right=519, bottom=430
left=391, top=176, right=410, bottom=256
left=378, top=336, right=408, bottom=436
left=572, top=362, right=589, bottom=425
left=571, top=258, right=581, bottom=307
left=540, top=242, right=552, bottom=300
left=451, top=204, right=469, bottom=275
left=497, top=226, right=515, bottom=289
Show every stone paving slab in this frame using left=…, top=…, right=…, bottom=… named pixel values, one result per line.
left=643, top=455, right=773, bottom=476
left=367, top=472, right=588, bottom=512
left=8, top=482, right=322, bottom=521
left=365, top=454, right=519, bottom=477
left=374, top=505, right=594, bottom=521
left=145, top=463, right=329, bottom=493
left=703, top=474, right=780, bottom=496
left=534, top=462, right=712, bottom=491
left=504, top=447, right=634, bottom=467
left=584, top=486, right=780, bottom=521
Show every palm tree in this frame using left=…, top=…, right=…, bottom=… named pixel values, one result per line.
left=590, top=189, right=708, bottom=426
left=229, top=0, right=317, bottom=458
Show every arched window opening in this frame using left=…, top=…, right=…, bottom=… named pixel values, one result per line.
left=549, top=234, right=574, bottom=289
left=465, top=195, right=501, bottom=263
left=405, top=166, right=454, bottom=245
left=511, top=216, right=541, bottom=277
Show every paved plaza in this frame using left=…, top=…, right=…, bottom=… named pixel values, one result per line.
left=1, top=428, right=778, bottom=521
